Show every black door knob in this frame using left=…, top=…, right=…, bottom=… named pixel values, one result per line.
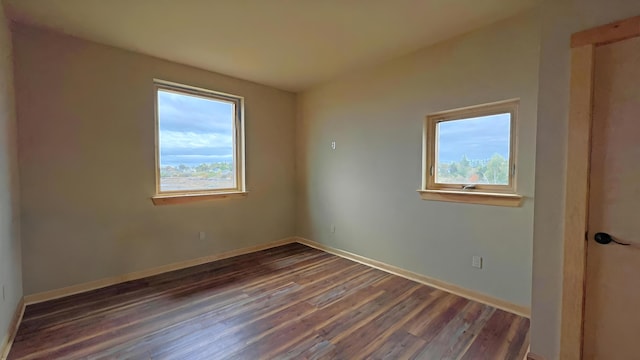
left=594, top=232, right=613, bottom=245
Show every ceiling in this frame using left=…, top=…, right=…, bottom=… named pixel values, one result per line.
left=4, top=0, right=537, bottom=92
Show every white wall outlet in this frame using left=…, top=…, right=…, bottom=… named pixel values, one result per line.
left=472, top=256, right=483, bottom=269
left=331, top=141, right=336, bottom=150
left=199, top=231, right=206, bottom=240
left=330, top=224, right=336, bottom=233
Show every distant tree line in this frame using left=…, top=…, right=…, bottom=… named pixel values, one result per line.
left=160, top=162, right=233, bottom=179
left=437, top=153, right=509, bottom=184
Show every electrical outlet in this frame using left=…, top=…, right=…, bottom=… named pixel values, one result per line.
left=330, top=224, right=336, bottom=233
left=331, top=141, right=336, bottom=150
left=199, top=231, right=206, bottom=240
left=472, top=256, right=483, bottom=269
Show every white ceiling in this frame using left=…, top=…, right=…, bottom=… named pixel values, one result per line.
left=4, top=0, right=537, bottom=92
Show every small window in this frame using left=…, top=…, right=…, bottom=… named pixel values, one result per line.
left=153, top=80, right=245, bottom=203
left=420, top=100, right=520, bottom=206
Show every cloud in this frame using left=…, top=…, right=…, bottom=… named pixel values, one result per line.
left=157, top=90, right=234, bottom=134
left=156, top=89, right=235, bottom=166
left=437, top=113, right=510, bottom=162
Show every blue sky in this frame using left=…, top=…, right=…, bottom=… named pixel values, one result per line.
left=437, top=113, right=510, bottom=163
left=158, top=90, right=234, bottom=167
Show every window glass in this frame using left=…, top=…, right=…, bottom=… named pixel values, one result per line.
left=435, top=113, right=511, bottom=185
left=157, top=88, right=237, bottom=192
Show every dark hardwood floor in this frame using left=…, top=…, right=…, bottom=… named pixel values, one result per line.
left=7, top=243, right=529, bottom=359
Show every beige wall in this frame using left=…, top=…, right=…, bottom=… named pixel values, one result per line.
left=0, top=3, right=22, bottom=347
left=13, top=25, right=297, bottom=295
left=531, top=0, right=640, bottom=358
left=297, top=12, right=540, bottom=308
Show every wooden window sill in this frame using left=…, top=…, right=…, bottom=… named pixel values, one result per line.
left=151, top=191, right=248, bottom=206
left=417, top=189, right=523, bottom=207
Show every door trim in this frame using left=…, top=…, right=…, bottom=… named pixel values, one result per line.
left=561, top=15, right=640, bottom=360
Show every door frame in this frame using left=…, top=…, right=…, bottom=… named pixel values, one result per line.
left=560, top=15, right=640, bottom=360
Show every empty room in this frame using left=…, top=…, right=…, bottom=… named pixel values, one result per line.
left=1, top=1, right=640, bottom=359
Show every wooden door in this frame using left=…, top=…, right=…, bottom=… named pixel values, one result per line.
left=583, top=35, right=640, bottom=359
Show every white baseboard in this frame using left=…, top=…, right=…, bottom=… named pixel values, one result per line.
left=295, top=237, right=531, bottom=318
left=1, top=298, right=25, bottom=360
left=24, top=237, right=297, bottom=305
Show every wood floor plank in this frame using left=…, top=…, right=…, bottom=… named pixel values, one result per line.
left=502, top=315, right=531, bottom=360
left=16, top=248, right=330, bottom=340
left=333, top=286, right=434, bottom=358
left=150, top=265, right=380, bottom=358
left=408, top=295, right=470, bottom=341
left=23, top=244, right=312, bottom=320
left=410, top=301, right=494, bottom=359
left=318, top=283, right=421, bottom=343
left=365, top=330, right=427, bottom=360
left=272, top=332, right=338, bottom=360
left=21, top=245, right=325, bottom=332
left=459, top=309, right=529, bottom=360
left=7, top=243, right=530, bottom=360
left=306, top=267, right=389, bottom=308
left=87, top=282, right=305, bottom=359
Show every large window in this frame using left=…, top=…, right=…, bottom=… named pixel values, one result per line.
left=153, top=80, right=245, bottom=204
left=421, top=99, right=521, bottom=206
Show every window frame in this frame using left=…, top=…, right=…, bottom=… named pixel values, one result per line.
left=152, top=79, right=246, bottom=204
left=422, top=99, right=519, bottom=196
